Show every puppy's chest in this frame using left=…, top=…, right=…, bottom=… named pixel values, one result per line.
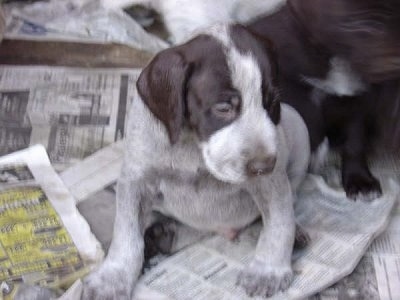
left=151, top=166, right=259, bottom=230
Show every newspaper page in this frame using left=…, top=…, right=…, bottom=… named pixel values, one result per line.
left=3, top=0, right=168, bottom=53
left=314, top=154, right=400, bottom=300
left=0, top=144, right=103, bottom=299
left=0, top=65, right=141, bottom=171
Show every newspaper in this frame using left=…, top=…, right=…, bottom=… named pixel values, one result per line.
left=0, top=65, right=141, bottom=171
left=0, top=144, right=103, bottom=299
left=314, top=154, right=400, bottom=300
left=3, top=0, right=168, bottom=53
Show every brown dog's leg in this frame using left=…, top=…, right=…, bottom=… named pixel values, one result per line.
left=341, top=118, right=382, bottom=201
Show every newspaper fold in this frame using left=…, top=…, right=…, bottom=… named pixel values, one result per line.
left=61, top=140, right=124, bottom=203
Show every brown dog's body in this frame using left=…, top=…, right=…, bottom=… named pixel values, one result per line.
left=247, top=0, right=400, bottom=200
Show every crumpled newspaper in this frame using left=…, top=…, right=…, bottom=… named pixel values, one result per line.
left=3, top=0, right=168, bottom=53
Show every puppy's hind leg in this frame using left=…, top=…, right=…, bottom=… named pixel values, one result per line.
left=82, top=176, right=152, bottom=300
left=144, top=214, right=176, bottom=260
left=144, top=217, right=210, bottom=260
left=294, top=224, right=310, bottom=249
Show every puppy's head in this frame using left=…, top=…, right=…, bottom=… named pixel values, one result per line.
left=137, top=24, right=281, bottom=183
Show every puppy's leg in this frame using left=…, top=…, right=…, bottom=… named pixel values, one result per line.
left=341, top=119, right=382, bottom=201
left=237, top=173, right=295, bottom=297
left=82, top=176, right=150, bottom=300
left=294, top=224, right=310, bottom=249
left=144, top=214, right=176, bottom=260
left=145, top=217, right=211, bottom=260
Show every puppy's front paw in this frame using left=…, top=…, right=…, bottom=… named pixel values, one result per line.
left=82, top=263, right=134, bottom=300
left=237, top=259, right=293, bottom=298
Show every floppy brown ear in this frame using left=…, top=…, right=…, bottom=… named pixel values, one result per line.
left=137, top=49, right=191, bottom=144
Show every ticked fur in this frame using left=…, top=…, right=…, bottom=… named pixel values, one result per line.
left=82, top=24, right=310, bottom=299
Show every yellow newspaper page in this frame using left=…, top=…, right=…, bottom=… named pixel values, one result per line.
left=0, top=146, right=103, bottom=299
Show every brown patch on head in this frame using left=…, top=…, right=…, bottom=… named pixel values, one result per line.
left=229, top=24, right=281, bottom=124
left=184, top=35, right=242, bottom=140
left=137, top=34, right=240, bottom=143
left=137, top=25, right=284, bottom=144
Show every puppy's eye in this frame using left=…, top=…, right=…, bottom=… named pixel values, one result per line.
left=211, top=96, right=240, bottom=120
left=213, top=102, right=233, bottom=114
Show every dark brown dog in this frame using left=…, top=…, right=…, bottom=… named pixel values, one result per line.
left=247, top=0, right=400, bottom=200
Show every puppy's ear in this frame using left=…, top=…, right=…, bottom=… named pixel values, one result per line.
left=137, top=49, right=191, bottom=144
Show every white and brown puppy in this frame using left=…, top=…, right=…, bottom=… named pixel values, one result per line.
left=82, top=24, right=310, bottom=299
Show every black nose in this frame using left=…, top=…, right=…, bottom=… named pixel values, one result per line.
left=246, top=156, right=277, bottom=177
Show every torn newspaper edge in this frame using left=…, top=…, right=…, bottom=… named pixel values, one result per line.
left=0, top=144, right=103, bottom=299
left=132, top=174, right=399, bottom=300
left=0, top=65, right=141, bottom=171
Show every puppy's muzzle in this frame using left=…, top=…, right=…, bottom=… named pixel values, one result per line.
left=246, top=156, right=277, bottom=177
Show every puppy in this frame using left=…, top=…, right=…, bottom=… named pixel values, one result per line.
left=82, top=24, right=310, bottom=299
left=101, top=0, right=286, bottom=43
left=248, top=0, right=400, bottom=200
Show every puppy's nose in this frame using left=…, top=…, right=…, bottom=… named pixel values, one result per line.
left=246, top=156, right=277, bottom=177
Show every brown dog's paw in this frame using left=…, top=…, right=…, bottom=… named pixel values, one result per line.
left=343, top=172, right=382, bottom=202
